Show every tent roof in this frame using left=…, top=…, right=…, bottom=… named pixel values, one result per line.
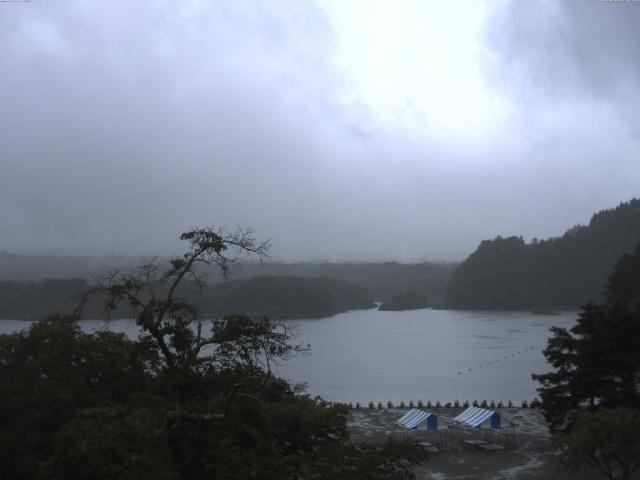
left=453, top=407, right=498, bottom=427
left=398, top=409, right=432, bottom=429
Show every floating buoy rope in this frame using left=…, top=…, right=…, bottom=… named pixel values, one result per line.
left=456, top=345, right=538, bottom=377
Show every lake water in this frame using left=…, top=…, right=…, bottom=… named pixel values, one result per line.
left=0, top=308, right=576, bottom=404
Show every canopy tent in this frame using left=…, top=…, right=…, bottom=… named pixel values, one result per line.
left=453, top=407, right=501, bottom=429
left=397, top=409, right=438, bottom=431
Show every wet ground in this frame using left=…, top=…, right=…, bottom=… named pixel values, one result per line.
left=347, top=408, right=603, bottom=479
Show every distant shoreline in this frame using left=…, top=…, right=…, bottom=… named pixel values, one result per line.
left=0, top=306, right=580, bottom=322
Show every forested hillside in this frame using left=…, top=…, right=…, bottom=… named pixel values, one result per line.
left=0, top=276, right=374, bottom=321
left=201, top=276, right=374, bottom=318
left=447, top=199, right=640, bottom=309
left=0, top=253, right=456, bottom=304
left=230, top=262, right=456, bottom=302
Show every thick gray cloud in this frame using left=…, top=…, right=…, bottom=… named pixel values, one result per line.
left=487, top=0, right=640, bottom=105
left=482, top=0, right=640, bottom=231
left=0, top=0, right=639, bottom=261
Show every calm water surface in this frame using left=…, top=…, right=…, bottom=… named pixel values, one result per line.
left=276, top=308, right=575, bottom=403
left=1, top=308, right=575, bottom=403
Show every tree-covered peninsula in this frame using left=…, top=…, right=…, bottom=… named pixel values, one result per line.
left=202, top=275, right=374, bottom=319
left=0, top=252, right=456, bottom=305
left=0, top=274, right=374, bottom=321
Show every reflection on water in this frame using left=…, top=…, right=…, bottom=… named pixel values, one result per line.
left=0, top=308, right=576, bottom=403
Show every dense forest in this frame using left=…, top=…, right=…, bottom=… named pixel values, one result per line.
left=447, top=199, right=640, bottom=309
left=0, top=275, right=374, bottom=321
left=230, top=262, right=456, bottom=303
left=0, top=253, right=456, bottom=304
left=202, top=276, right=374, bottom=319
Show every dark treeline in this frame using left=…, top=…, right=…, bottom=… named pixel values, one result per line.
left=0, top=253, right=457, bottom=304
left=378, top=290, right=429, bottom=311
left=0, top=278, right=89, bottom=321
left=447, top=199, right=640, bottom=309
left=0, top=275, right=374, bottom=321
left=203, top=275, right=374, bottom=318
left=227, top=262, right=457, bottom=303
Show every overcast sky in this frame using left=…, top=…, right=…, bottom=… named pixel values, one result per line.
left=1, top=0, right=639, bottom=261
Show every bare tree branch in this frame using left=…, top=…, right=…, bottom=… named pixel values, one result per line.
left=89, top=226, right=271, bottom=371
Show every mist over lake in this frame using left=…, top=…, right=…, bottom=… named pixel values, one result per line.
left=1, top=308, right=575, bottom=403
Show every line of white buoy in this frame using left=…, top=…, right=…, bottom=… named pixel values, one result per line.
left=456, top=345, right=538, bottom=376
left=343, top=398, right=541, bottom=410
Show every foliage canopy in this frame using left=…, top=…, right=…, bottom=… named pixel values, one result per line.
left=534, top=245, right=640, bottom=480
left=0, top=227, right=426, bottom=479
left=533, top=245, right=640, bottom=431
left=559, top=408, right=640, bottom=480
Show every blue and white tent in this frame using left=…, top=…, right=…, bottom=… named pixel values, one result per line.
left=397, top=409, right=438, bottom=431
left=453, top=407, right=501, bottom=429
